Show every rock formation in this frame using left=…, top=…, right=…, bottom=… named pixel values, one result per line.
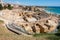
left=0, top=5, right=59, bottom=35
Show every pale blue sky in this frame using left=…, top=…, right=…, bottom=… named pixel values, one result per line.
left=3, top=0, right=60, bottom=6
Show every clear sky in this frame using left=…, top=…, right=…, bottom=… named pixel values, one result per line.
left=3, top=0, right=60, bottom=6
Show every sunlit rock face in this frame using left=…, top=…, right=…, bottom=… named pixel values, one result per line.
left=44, top=20, right=58, bottom=33
left=26, top=17, right=37, bottom=22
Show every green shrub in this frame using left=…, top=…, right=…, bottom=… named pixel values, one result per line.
left=4, top=5, right=7, bottom=9
left=57, top=25, right=60, bottom=33
left=7, top=4, right=13, bottom=10
left=0, top=4, right=3, bottom=10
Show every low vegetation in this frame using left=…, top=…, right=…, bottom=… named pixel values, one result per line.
left=0, top=4, right=13, bottom=10
left=33, top=33, right=60, bottom=40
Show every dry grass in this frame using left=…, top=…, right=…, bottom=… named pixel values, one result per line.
left=0, top=21, right=47, bottom=40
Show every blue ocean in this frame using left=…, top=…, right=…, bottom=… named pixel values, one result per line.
left=45, top=6, right=60, bottom=15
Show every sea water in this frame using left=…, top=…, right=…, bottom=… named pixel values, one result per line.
left=45, top=6, right=60, bottom=15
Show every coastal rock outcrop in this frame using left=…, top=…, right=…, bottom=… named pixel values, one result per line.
left=0, top=6, right=59, bottom=35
